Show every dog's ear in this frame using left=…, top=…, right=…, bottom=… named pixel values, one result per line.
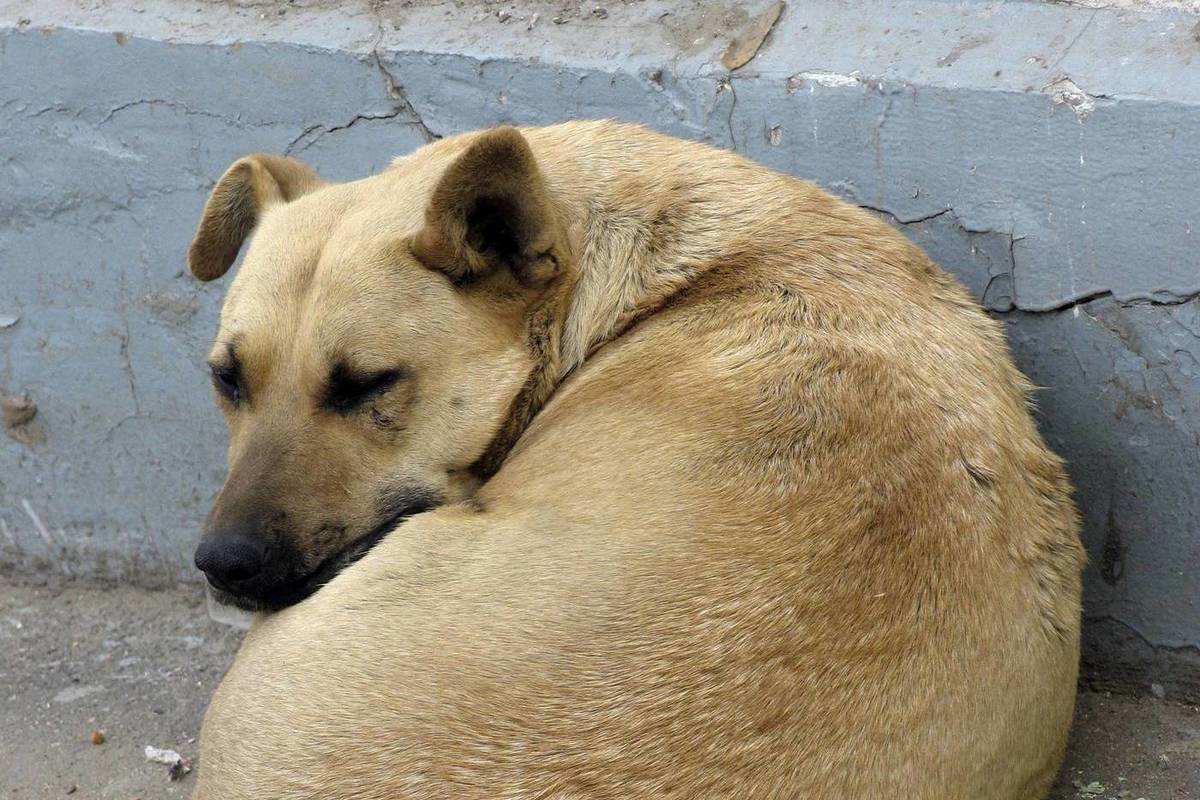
left=188, top=154, right=324, bottom=281
left=411, top=127, right=568, bottom=288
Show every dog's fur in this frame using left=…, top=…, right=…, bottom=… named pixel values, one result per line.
left=188, top=121, right=1083, bottom=799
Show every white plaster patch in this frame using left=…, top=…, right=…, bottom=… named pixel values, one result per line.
left=1044, top=75, right=1097, bottom=120
left=787, top=70, right=862, bottom=92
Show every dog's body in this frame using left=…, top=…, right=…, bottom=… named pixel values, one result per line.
left=189, top=121, right=1083, bottom=799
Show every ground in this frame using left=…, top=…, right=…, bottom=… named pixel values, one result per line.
left=1, top=577, right=1196, bottom=799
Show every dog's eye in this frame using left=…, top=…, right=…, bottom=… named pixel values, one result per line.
left=210, top=364, right=242, bottom=404
left=325, top=366, right=405, bottom=414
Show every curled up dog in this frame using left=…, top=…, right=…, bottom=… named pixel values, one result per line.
left=186, top=121, right=1084, bottom=799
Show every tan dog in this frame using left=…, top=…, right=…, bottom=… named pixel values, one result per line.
left=187, top=121, right=1083, bottom=799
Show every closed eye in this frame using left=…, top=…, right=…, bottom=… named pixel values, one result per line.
left=210, top=362, right=243, bottom=404
left=324, top=364, right=407, bottom=413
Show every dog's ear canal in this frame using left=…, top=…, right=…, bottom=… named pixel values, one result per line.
left=411, top=127, right=568, bottom=288
left=188, top=154, right=324, bottom=281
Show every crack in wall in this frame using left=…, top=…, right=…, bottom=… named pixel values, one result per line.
left=862, top=202, right=1200, bottom=315
left=857, top=203, right=953, bottom=226
left=1050, top=8, right=1100, bottom=70
left=372, top=53, right=438, bottom=143
left=369, top=3, right=438, bottom=143
left=283, top=107, right=408, bottom=156
left=1009, top=287, right=1200, bottom=314
left=281, top=48, right=439, bottom=157
left=859, top=202, right=1016, bottom=311
left=1085, top=613, right=1200, bottom=656
left=1082, top=612, right=1200, bottom=701
left=115, top=272, right=142, bottom=418
left=99, top=98, right=231, bottom=126
left=13, top=97, right=296, bottom=136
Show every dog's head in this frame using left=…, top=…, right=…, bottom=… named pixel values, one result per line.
left=188, top=128, right=571, bottom=610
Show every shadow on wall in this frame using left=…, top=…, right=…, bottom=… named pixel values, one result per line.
left=888, top=213, right=1200, bottom=702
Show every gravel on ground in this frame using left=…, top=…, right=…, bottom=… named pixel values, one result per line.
left=2, top=578, right=1196, bottom=799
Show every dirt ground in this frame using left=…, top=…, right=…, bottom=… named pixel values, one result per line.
left=1, top=577, right=1197, bottom=799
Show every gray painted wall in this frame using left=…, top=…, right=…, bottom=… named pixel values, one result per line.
left=1, top=0, right=1197, bottom=696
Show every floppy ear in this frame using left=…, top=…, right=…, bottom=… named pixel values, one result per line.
left=411, top=127, right=568, bottom=288
left=188, top=154, right=324, bottom=281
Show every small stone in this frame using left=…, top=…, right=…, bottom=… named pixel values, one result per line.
left=65, top=785, right=77, bottom=794
left=496, top=9, right=510, bottom=22
left=552, top=14, right=567, bottom=24
left=1078, top=782, right=1105, bottom=796
left=592, top=7, right=609, bottom=18
left=1150, top=682, right=1165, bottom=699
left=90, top=729, right=106, bottom=745
left=145, top=745, right=183, bottom=765
left=145, top=745, right=192, bottom=780
left=167, top=759, right=192, bottom=781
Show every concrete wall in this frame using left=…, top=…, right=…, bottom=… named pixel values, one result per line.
left=1, top=0, right=1197, bottom=696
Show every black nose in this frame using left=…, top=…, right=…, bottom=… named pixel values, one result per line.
left=194, top=532, right=267, bottom=587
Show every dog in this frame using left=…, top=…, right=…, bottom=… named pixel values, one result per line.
left=187, top=120, right=1084, bottom=799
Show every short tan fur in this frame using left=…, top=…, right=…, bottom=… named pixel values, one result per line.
left=188, top=121, right=1083, bottom=799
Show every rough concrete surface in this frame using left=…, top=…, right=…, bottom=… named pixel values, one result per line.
left=0, top=0, right=1198, bottom=698
left=1, top=580, right=239, bottom=798
left=0, top=578, right=1196, bottom=799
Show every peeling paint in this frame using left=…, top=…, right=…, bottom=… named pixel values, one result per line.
left=1012, top=286, right=1200, bottom=313
left=936, top=34, right=991, bottom=67
left=720, top=0, right=786, bottom=71
left=2, top=393, right=44, bottom=446
left=1044, top=74, right=1097, bottom=119
left=860, top=203, right=1018, bottom=313
left=786, top=70, right=862, bottom=91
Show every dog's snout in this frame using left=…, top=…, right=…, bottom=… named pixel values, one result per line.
left=194, top=530, right=268, bottom=587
